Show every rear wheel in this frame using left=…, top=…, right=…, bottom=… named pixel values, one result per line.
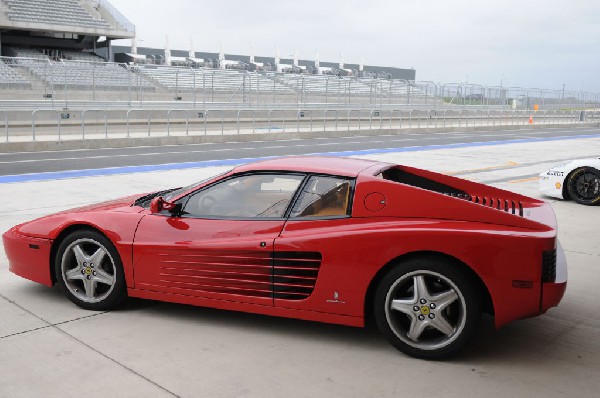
left=54, top=230, right=127, bottom=310
left=567, top=167, right=600, bottom=205
left=374, top=257, right=481, bottom=359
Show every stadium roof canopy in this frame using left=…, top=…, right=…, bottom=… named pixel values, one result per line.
left=0, top=0, right=134, bottom=39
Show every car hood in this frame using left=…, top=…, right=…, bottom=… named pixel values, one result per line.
left=54, top=194, right=141, bottom=214
left=12, top=194, right=144, bottom=239
left=540, top=157, right=600, bottom=175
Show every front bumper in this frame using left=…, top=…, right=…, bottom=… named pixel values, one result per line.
left=539, top=172, right=565, bottom=200
left=2, top=227, right=53, bottom=287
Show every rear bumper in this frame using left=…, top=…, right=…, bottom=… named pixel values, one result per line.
left=2, top=227, right=53, bottom=287
left=542, top=281, right=567, bottom=311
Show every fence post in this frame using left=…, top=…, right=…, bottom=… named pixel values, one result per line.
left=126, top=109, right=151, bottom=137
left=167, top=109, right=189, bottom=136
left=81, top=109, right=108, bottom=139
left=0, top=111, right=7, bottom=142
left=32, top=109, right=62, bottom=141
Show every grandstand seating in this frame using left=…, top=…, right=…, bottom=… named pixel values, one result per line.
left=2, top=0, right=111, bottom=29
left=0, top=47, right=420, bottom=101
left=0, top=59, right=31, bottom=87
left=267, top=73, right=375, bottom=96
left=7, top=47, right=153, bottom=90
left=61, top=50, right=104, bottom=62
left=137, top=66, right=290, bottom=93
left=5, top=47, right=48, bottom=59
left=43, top=61, right=153, bottom=90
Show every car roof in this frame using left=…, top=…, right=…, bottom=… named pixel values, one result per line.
left=232, top=156, right=390, bottom=177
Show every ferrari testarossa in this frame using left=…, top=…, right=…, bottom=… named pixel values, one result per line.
left=3, top=156, right=567, bottom=359
left=539, top=157, right=600, bottom=205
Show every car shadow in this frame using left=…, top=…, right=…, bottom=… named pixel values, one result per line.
left=13, top=284, right=571, bottom=363
left=117, top=298, right=563, bottom=362
left=119, top=297, right=389, bottom=351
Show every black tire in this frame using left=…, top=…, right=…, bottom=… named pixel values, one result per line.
left=54, top=230, right=127, bottom=310
left=566, top=167, right=600, bottom=206
left=374, top=257, right=481, bottom=359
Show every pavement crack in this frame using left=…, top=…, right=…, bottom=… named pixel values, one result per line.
left=564, top=249, right=600, bottom=257
left=0, top=293, right=181, bottom=398
left=0, top=324, right=53, bottom=339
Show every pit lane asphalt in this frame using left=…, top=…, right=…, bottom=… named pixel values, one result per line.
left=1, top=129, right=599, bottom=398
left=1, top=126, right=599, bottom=177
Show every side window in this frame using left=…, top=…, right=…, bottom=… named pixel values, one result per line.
left=290, top=176, right=352, bottom=218
left=182, top=174, right=304, bottom=218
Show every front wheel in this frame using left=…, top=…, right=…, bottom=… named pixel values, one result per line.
left=566, top=167, right=600, bottom=205
left=374, top=257, right=481, bottom=359
left=54, top=230, right=127, bottom=310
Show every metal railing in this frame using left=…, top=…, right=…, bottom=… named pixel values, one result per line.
left=2, top=108, right=597, bottom=142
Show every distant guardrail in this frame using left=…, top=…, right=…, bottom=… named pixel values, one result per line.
left=2, top=108, right=598, bottom=143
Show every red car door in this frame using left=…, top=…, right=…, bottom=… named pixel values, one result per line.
left=132, top=173, right=305, bottom=306
left=132, top=216, right=285, bottom=306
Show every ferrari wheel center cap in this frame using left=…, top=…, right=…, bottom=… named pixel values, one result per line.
left=84, top=267, right=92, bottom=276
left=420, top=306, right=430, bottom=315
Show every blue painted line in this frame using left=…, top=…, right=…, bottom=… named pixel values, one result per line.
left=0, top=157, right=264, bottom=184
left=308, top=133, right=600, bottom=157
left=1, top=133, right=599, bottom=184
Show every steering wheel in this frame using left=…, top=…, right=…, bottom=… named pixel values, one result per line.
left=229, top=209, right=256, bottom=217
left=199, top=195, right=217, bottom=214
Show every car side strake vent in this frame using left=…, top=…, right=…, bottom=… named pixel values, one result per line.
left=157, top=250, right=322, bottom=300
left=542, top=249, right=557, bottom=283
left=446, top=193, right=525, bottom=217
left=272, top=251, right=322, bottom=300
left=157, top=251, right=273, bottom=298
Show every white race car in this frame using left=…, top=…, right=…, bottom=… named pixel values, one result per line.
left=539, top=158, right=600, bottom=205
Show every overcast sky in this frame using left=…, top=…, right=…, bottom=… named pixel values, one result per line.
left=109, top=0, right=600, bottom=93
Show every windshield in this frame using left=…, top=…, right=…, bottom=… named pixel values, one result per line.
left=133, top=169, right=233, bottom=208
left=163, top=169, right=232, bottom=201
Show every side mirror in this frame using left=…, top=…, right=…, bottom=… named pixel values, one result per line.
left=149, top=197, right=164, bottom=214
left=150, top=197, right=181, bottom=215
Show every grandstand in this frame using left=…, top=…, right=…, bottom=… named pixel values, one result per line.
left=0, top=0, right=426, bottom=105
left=0, top=0, right=426, bottom=106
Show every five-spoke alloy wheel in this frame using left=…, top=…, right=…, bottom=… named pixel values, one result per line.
left=374, top=257, right=481, bottom=359
left=55, top=230, right=127, bottom=310
left=567, top=167, right=600, bottom=206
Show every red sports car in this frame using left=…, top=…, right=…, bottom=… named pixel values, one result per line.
left=3, top=156, right=567, bottom=359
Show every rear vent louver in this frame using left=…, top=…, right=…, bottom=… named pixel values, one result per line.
left=273, top=251, right=322, bottom=300
left=445, top=193, right=524, bottom=216
left=542, top=249, right=557, bottom=283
